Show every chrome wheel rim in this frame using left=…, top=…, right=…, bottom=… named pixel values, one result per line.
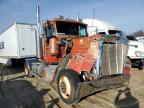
left=59, top=76, right=71, bottom=99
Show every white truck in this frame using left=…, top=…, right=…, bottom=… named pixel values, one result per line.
left=0, top=22, right=37, bottom=65
left=126, top=36, right=144, bottom=69
left=83, top=19, right=144, bottom=69
left=82, top=19, right=122, bottom=36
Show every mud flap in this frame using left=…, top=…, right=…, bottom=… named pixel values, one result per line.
left=74, top=74, right=130, bottom=99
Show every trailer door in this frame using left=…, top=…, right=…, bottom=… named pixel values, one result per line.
left=17, top=23, right=36, bottom=58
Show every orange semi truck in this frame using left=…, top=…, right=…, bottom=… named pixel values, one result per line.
left=24, top=17, right=131, bottom=105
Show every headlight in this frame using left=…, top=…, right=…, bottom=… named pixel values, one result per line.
left=135, top=51, right=144, bottom=57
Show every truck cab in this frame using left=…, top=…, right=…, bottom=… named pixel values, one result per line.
left=41, top=18, right=88, bottom=63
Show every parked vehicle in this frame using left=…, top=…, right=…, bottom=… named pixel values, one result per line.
left=0, top=22, right=36, bottom=65
left=83, top=19, right=144, bottom=69
left=126, top=36, right=144, bottom=69
left=82, top=19, right=122, bottom=36
left=24, top=17, right=130, bottom=105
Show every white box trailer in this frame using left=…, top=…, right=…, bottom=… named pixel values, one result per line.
left=0, top=22, right=37, bottom=65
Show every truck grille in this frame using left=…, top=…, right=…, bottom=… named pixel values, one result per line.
left=101, top=43, right=128, bottom=76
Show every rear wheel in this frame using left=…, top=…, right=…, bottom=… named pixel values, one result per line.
left=57, top=69, right=81, bottom=105
left=24, top=63, right=30, bottom=77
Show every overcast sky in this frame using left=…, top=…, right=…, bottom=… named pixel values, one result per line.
left=0, top=0, right=144, bottom=34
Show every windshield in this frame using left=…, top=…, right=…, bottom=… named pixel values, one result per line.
left=56, top=22, right=87, bottom=37
left=108, top=30, right=123, bottom=36
left=44, top=24, right=54, bottom=36
left=126, top=36, right=138, bottom=41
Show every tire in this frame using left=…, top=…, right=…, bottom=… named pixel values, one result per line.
left=57, top=69, right=81, bottom=105
left=24, top=63, right=30, bottom=77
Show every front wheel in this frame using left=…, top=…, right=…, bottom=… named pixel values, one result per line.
left=57, top=69, right=81, bottom=105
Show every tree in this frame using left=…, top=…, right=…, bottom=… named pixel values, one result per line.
left=131, top=30, right=144, bottom=37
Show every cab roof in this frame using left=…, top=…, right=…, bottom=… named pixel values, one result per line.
left=47, top=18, right=87, bottom=26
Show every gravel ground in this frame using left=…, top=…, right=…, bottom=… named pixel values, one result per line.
left=0, top=66, right=143, bottom=108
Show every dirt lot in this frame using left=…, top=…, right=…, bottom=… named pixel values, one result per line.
left=0, top=66, right=144, bottom=108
